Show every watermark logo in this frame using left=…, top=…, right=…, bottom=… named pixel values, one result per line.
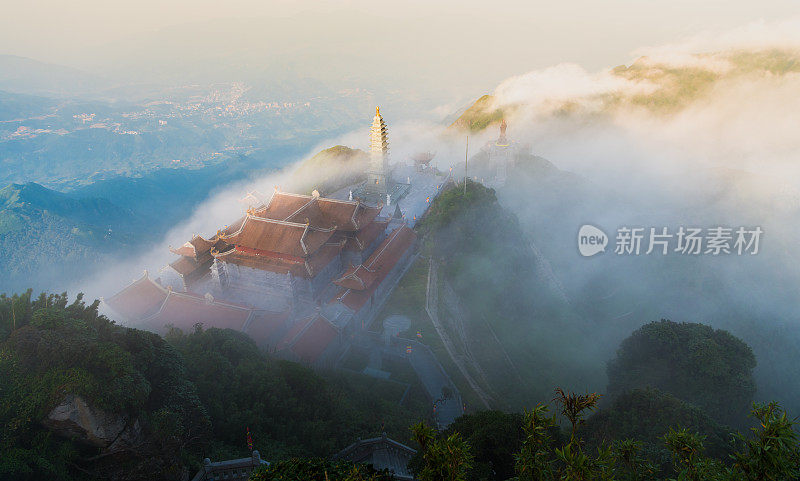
left=578, top=225, right=609, bottom=257
left=578, top=225, right=763, bottom=257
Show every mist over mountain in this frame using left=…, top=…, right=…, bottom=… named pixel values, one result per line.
left=445, top=39, right=800, bottom=415
left=3, top=10, right=800, bottom=479
left=0, top=182, right=136, bottom=294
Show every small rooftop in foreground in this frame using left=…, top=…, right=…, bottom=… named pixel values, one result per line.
left=191, top=450, right=268, bottom=481
left=334, top=433, right=417, bottom=481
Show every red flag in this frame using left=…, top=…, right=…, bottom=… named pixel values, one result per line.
left=246, top=427, right=253, bottom=451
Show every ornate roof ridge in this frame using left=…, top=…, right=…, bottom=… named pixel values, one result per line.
left=105, top=270, right=168, bottom=302
left=222, top=213, right=337, bottom=239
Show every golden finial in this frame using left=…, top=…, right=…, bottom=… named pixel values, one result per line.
left=376, top=106, right=380, bottom=116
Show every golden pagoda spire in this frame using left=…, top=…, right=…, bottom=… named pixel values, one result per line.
left=367, top=106, right=390, bottom=194
left=370, top=107, right=389, bottom=157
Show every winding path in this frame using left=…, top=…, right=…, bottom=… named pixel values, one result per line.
left=425, top=257, right=494, bottom=409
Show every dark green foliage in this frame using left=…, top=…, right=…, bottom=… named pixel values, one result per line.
left=730, top=402, right=800, bottom=480
left=411, top=421, right=474, bottom=481
left=656, top=402, right=800, bottom=480
left=514, top=392, right=613, bottom=481
left=0, top=290, right=429, bottom=479
left=607, top=319, right=756, bottom=427
left=584, top=389, right=732, bottom=472
left=553, top=387, right=602, bottom=442
left=0, top=291, right=210, bottom=481
left=250, top=457, right=393, bottom=481
left=610, top=440, right=657, bottom=481
left=166, top=326, right=422, bottom=461
left=515, top=405, right=559, bottom=481
left=440, top=411, right=525, bottom=481
left=509, top=391, right=800, bottom=481
left=416, top=180, right=499, bottom=239
left=662, top=428, right=711, bottom=481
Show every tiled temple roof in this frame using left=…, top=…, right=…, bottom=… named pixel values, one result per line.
left=333, top=265, right=379, bottom=291
left=104, top=272, right=169, bottom=321
left=334, top=433, right=416, bottom=481
left=104, top=273, right=287, bottom=337
left=212, top=242, right=344, bottom=278
left=335, top=225, right=416, bottom=312
left=253, top=191, right=381, bottom=231
left=276, top=313, right=340, bottom=364
left=342, top=218, right=389, bottom=252
left=219, top=214, right=336, bottom=258
left=141, top=291, right=253, bottom=332
left=169, top=235, right=220, bottom=259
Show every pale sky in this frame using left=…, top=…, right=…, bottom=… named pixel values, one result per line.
left=4, top=0, right=797, bottom=65
left=2, top=0, right=799, bottom=103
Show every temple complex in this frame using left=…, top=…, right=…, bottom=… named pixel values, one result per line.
left=208, top=190, right=389, bottom=314
left=105, top=107, right=429, bottom=366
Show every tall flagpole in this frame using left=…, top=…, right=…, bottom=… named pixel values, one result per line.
left=464, top=136, right=469, bottom=196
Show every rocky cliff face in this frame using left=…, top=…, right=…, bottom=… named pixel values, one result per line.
left=43, top=394, right=143, bottom=451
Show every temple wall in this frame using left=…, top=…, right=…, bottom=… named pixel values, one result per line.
left=190, top=273, right=218, bottom=297
left=208, top=254, right=345, bottom=316
left=214, top=261, right=295, bottom=312
left=310, top=254, right=343, bottom=296
left=158, top=266, right=185, bottom=292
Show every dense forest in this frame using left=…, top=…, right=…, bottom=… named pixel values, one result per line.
left=2, top=290, right=798, bottom=479
left=0, top=292, right=425, bottom=480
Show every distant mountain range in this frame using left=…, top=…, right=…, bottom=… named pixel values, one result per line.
left=0, top=55, right=108, bottom=98
left=0, top=146, right=290, bottom=293
left=0, top=182, right=132, bottom=229
left=0, top=182, right=137, bottom=294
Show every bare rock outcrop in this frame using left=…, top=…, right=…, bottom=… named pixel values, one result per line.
left=42, top=394, right=129, bottom=448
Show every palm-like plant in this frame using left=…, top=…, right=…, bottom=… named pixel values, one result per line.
left=553, top=387, right=602, bottom=442
left=411, top=421, right=474, bottom=481
left=515, top=404, right=556, bottom=481
left=731, top=402, right=800, bottom=480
